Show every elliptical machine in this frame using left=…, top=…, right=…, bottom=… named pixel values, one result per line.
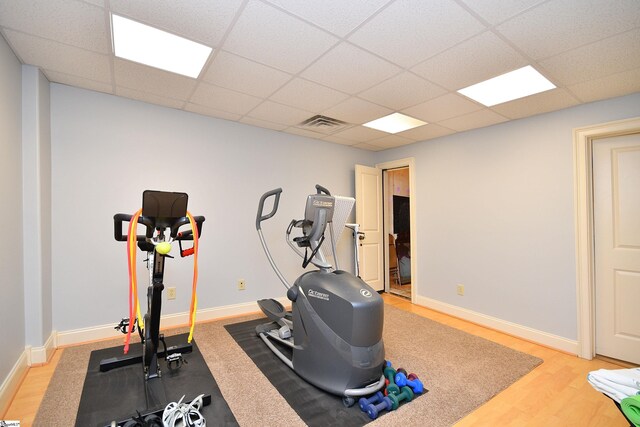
left=255, top=185, right=386, bottom=407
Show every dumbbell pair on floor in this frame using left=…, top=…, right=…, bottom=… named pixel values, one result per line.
left=358, top=363, right=424, bottom=420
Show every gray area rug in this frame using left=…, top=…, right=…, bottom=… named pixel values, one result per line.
left=35, top=305, right=542, bottom=426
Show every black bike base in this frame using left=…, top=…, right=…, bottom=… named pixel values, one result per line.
left=99, top=341, right=193, bottom=372
left=76, top=334, right=238, bottom=427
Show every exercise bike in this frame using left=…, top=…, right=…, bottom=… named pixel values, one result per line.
left=99, top=190, right=208, bottom=426
left=255, top=185, right=386, bottom=407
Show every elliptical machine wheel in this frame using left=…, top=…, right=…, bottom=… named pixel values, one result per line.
left=342, top=396, right=356, bottom=408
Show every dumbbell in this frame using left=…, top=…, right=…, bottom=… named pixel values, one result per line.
left=383, top=366, right=400, bottom=395
left=387, top=386, right=414, bottom=410
left=358, top=391, right=384, bottom=412
left=395, top=371, right=424, bottom=394
left=365, top=395, right=394, bottom=420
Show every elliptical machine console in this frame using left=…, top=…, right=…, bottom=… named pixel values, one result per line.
left=256, top=185, right=386, bottom=407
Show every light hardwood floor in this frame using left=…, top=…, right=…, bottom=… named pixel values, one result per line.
left=3, top=294, right=632, bottom=426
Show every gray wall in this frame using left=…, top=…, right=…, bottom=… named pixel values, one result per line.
left=50, top=84, right=376, bottom=331
left=0, top=34, right=25, bottom=381
left=375, top=92, right=640, bottom=340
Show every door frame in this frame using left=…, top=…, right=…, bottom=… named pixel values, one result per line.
left=574, top=116, right=640, bottom=359
left=376, top=157, right=417, bottom=303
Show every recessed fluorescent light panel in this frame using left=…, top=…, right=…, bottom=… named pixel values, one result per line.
left=363, top=112, right=427, bottom=134
left=457, top=65, right=556, bottom=107
left=111, top=14, right=212, bottom=78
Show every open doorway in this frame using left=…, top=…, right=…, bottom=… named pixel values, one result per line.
left=384, top=167, right=412, bottom=299
left=355, top=158, right=416, bottom=301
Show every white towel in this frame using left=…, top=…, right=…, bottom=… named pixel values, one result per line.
left=592, top=368, right=640, bottom=389
left=588, top=368, right=640, bottom=403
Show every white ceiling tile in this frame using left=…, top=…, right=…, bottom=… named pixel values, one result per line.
left=110, top=0, right=243, bottom=47
left=490, top=89, right=579, bottom=119
left=283, top=127, right=327, bottom=140
left=348, top=0, right=486, bottom=68
left=269, top=78, right=350, bottom=112
left=402, top=93, right=483, bottom=123
left=352, top=142, right=386, bottom=151
left=412, top=31, right=529, bottom=91
left=458, top=0, right=547, bottom=25
left=0, top=0, right=108, bottom=53
left=438, top=109, right=508, bottom=132
left=568, top=67, right=640, bottom=103
left=358, top=72, right=447, bottom=110
left=263, top=0, right=392, bottom=37
left=190, top=82, right=263, bottom=115
left=322, top=134, right=358, bottom=146
left=321, top=97, right=394, bottom=124
left=368, top=134, right=414, bottom=148
left=184, top=103, right=243, bottom=121
left=4, top=30, right=111, bottom=83
left=301, top=43, right=401, bottom=94
left=202, top=51, right=292, bottom=98
left=239, top=116, right=289, bottom=131
left=496, top=0, right=640, bottom=60
left=328, top=125, right=387, bottom=142
left=114, top=59, right=197, bottom=100
left=246, top=101, right=314, bottom=126
left=45, top=70, right=113, bottom=94
left=116, top=87, right=186, bottom=109
left=397, top=123, right=456, bottom=141
left=541, top=29, right=640, bottom=86
left=223, top=0, right=338, bottom=74
left=80, top=0, right=104, bottom=6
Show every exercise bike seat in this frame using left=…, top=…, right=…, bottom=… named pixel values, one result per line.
left=257, top=298, right=287, bottom=321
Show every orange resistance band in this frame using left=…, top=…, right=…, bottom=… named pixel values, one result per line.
left=186, top=211, right=199, bottom=343
left=124, top=209, right=142, bottom=354
left=124, top=210, right=200, bottom=352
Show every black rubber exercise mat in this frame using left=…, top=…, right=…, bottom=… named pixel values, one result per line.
left=225, top=318, right=382, bottom=426
left=76, top=334, right=238, bottom=427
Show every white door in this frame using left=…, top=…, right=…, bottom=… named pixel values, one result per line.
left=593, top=132, right=640, bottom=364
left=355, top=164, right=383, bottom=292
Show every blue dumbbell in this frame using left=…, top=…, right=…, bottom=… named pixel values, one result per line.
left=394, top=372, right=424, bottom=394
left=359, top=391, right=384, bottom=412
left=366, top=396, right=393, bottom=420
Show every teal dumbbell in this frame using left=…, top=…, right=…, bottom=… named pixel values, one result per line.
left=387, top=386, right=414, bottom=410
left=383, top=365, right=400, bottom=396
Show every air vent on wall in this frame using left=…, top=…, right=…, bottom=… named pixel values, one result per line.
left=296, top=115, right=350, bottom=135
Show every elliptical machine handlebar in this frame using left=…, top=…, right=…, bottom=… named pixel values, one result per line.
left=256, top=188, right=283, bottom=230
left=256, top=188, right=292, bottom=290
left=315, top=184, right=331, bottom=196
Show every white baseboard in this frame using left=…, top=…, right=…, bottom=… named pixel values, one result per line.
left=0, top=349, right=28, bottom=416
left=55, top=298, right=285, bottom=348
left=27, top=331, right=57, bottom=365
left=415, top=295, right=578, bottom=355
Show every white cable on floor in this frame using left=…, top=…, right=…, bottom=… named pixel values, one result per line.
left=162, top=394, right=206, bottom=427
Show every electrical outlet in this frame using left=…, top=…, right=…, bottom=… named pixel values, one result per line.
left=456, top=284, right=464, bottom=296
left=238, top=279, right=246, bottom=291
left=167, top=287, right=177, bottom=300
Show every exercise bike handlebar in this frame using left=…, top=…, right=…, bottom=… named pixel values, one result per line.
left=256, top=188, right=282, bottom=230
left=170, top=215, right=205, bottom=240
left=114, top=213, right=205, bottom=242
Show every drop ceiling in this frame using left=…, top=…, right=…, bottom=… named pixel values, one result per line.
left=1, top=0, right=639, bottom=151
